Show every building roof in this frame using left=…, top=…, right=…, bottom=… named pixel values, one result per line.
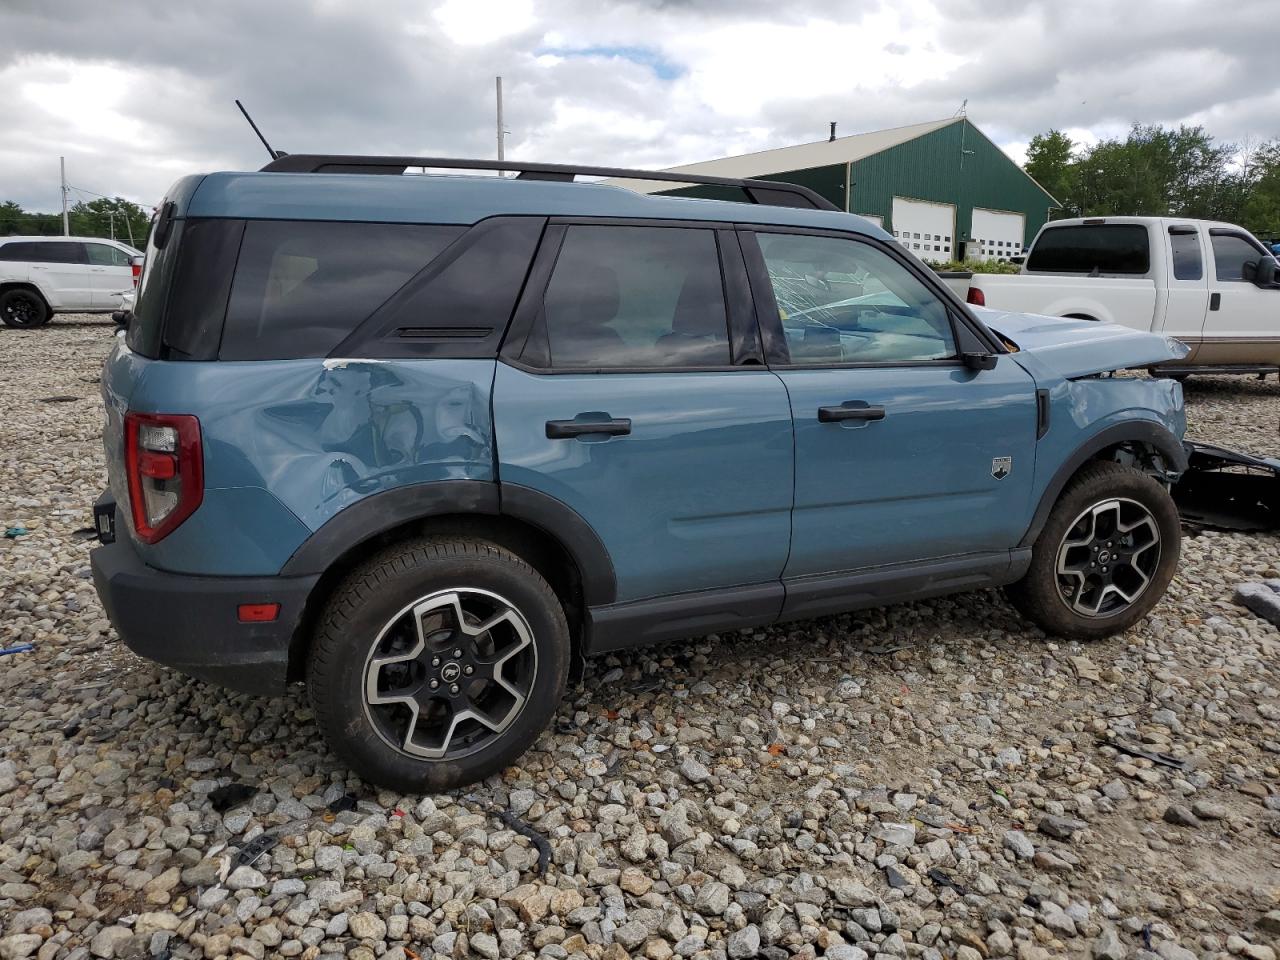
left=606, top=117, right=960, bottom=194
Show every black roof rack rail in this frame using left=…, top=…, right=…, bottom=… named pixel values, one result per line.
left=258, top=154, right=841, bottom=212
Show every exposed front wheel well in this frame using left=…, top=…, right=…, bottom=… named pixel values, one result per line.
left=287, top=513, right=587, bottom=684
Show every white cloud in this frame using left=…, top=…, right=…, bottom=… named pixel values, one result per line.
left=0, top=0, right=1277, bottom=211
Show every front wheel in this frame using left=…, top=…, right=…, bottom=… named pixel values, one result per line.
left=1006, top=462, right=1180, bottom=640
left=0, top=289, right=50, bottom=328
left=308, top=537, right=570, bottom=792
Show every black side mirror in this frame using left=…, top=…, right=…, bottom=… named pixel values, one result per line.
left=1248, top=256, right=1278, bottom=288
left=961, top=351, right=998, bottom=371
left=111, top=310, right=132, bottom=329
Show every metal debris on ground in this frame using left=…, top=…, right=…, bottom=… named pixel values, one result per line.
left=1101, top=737, right=1191, bottom=771
left=1235, top=580, right=1280, bottom=627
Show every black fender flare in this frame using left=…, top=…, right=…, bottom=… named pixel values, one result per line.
left=1019, top=422, right=1188, bottom=548
left=279, top=479, right=617, bottom=605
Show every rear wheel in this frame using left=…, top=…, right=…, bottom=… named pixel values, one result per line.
left=0, top=289, right=49, bottom=328
left=308, top=537, right=569, bottom=792
left=1006, top=462, right=1180, bottom=640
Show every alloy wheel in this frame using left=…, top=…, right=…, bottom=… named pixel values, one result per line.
left=1055, top=497, right=1161, bottom=618
left=361, top=588, right=537, bottom=760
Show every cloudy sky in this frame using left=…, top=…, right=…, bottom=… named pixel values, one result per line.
left=2, top=0, right=1278, bottom=212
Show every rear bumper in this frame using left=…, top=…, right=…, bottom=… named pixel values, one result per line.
left=90, top=506, right=318, bottom=696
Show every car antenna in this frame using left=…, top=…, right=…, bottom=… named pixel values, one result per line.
left=235, top=99, right=286, bottom=159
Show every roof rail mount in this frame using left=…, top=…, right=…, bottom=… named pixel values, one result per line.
left=259, top=154, right=841, bottom=212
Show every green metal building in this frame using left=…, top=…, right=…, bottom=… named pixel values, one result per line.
left=612, top=117, right=1059, bottom=262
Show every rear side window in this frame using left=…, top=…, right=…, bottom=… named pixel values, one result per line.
left=1026, top=225, right=1150, bottom=275
left=1209, top=233, right=1263, bottom=282
left=0, top=241, right=86, bottom=264
left=220, top=221, right=462, bottom=360
left=531, top=225, right=730, bottom=369
left=1168, top=229, right=1202, bottom=281
left=128, top=219, right=184, bottom=358
left=86, top=243, right=133, bottom=267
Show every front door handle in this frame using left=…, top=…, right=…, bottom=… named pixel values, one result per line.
left=818, top=402, right=886, bottom=423
left=546, top=417, right=632, bottom=439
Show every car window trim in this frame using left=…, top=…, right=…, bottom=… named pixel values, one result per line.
left=502, top=217, right=762, bottom=375
left=736, top=224, right=1001, bottom=368
left=1207, top=229, right=1270, bottom=283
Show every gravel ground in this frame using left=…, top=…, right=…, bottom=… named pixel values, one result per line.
left=2, top=317, right=1279, bottom=960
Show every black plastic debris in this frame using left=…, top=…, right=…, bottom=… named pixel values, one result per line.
left=40, top=395, right=80, bottom=403
left=209, top=782, right=257, bottom=813
left=1236, top=580, right=1280, bottom=627
left=927, top=867, right=967, bottom=895
left=1173, top=442, right=1280, bottom=531
left=1102, top=737, right=1191, bottom=772
left=326, top=793, right=358, bottom=814
left=231, top=832, right=279, bottom=871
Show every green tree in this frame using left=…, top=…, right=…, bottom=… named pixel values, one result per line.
left=1241, top=141, right=1280, bottom=239
left=68, top=196, right=150, bottom=248
left=1024, top=130, right=1076, bottom=213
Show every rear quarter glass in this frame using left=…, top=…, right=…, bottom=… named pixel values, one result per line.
left=219, top=221, right=464, bottom=360
left=127, top=219, right=184, bottom=358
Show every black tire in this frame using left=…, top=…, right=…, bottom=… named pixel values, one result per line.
left=307, top=537, right=570, bottom=792
left=0, top=288, right=50, bottom=329
left=1005, top=462, right=1180, bottom=640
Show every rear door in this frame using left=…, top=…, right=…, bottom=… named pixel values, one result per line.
left=23, top=241, right=91, bottom=308
left=1158, top=223, right=1209, bottom=345
left=493, top=220, right=794, bottom=606
left=84, top=241, right=135, bottom=307
left=741, top=227, right=1038, bottom=592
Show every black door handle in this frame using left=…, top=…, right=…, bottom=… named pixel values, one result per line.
left=818, top=402, right=886, bottom=423
left=1209, top=292, right=1221, bottom=311
left=545, top=417, right=632, bottom=439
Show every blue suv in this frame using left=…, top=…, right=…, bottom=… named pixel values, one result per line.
left=91, top=155, right=1190, bottom=790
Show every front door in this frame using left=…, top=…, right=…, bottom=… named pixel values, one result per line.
left=742, top=228, right=1039, bottom=581
left=493, top=222, right=794, bottom=604
left=1200, top=229, right=1280, bottom=364
left=85, top=242, right=134, bottom=308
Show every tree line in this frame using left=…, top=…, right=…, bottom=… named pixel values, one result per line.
left=1024, top=124, right=1280, bottom=239
left=0, top=196, right=152, bottom=248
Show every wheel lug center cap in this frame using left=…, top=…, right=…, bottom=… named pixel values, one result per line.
left=440, top=661, right=462, bottom=684
left=1098, top=550, right=1111, bottom=563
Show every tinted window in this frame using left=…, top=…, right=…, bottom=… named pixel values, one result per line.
left=537, top=225, right=729, bottom=369
left=1210, top=233, right=1263, bottom=282
left=1168, top=229, right=1202, bottom=281
left=1026, top=225, right=1150, bottom=274
left=221, top=221, right=461, bottom=360
left=0, top=241, right=85, bottom=264
left=757, top=232, right=955, bottom=365
left=86, top=243, right=135, bottom=267
left=128, top=219, right=183, bottom=358
left=163, top=219, right=247, bottom=360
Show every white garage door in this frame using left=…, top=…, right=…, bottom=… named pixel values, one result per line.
left=971, top=208, right=1026, bottom=261
left=890, top=198, right=955, bottom=262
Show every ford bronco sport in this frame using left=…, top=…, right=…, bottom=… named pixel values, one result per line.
left=91, top=155, right=1190, bottom=790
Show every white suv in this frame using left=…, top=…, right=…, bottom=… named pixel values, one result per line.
left=0, top=236, right=142, bottom=328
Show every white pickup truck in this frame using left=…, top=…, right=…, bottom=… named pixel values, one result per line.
left=961, top=217, right=1280, bottom=376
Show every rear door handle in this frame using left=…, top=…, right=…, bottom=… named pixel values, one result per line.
left=818, top=402, right=886, bottom=423
left=545, top=417, right=632, bottom=439
left=1209, top=292, right=1221, bottom=311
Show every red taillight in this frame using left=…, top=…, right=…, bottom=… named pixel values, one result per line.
left=131, top=256, right=143, bottom=288
left=966, top=286, right=986, bottom=307
left=124, top=412, right=203, bottom=543
left=238, top=603, right=280, bottom=623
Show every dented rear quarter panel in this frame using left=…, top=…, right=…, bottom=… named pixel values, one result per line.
left=102, top=342, right=495, bottom=575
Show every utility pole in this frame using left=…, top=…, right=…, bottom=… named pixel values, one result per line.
left=496, top=76, right=506, bottom=176
left=109, top=209, right=116, bottom=241
left=60, top=157, right=69, bottom=236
